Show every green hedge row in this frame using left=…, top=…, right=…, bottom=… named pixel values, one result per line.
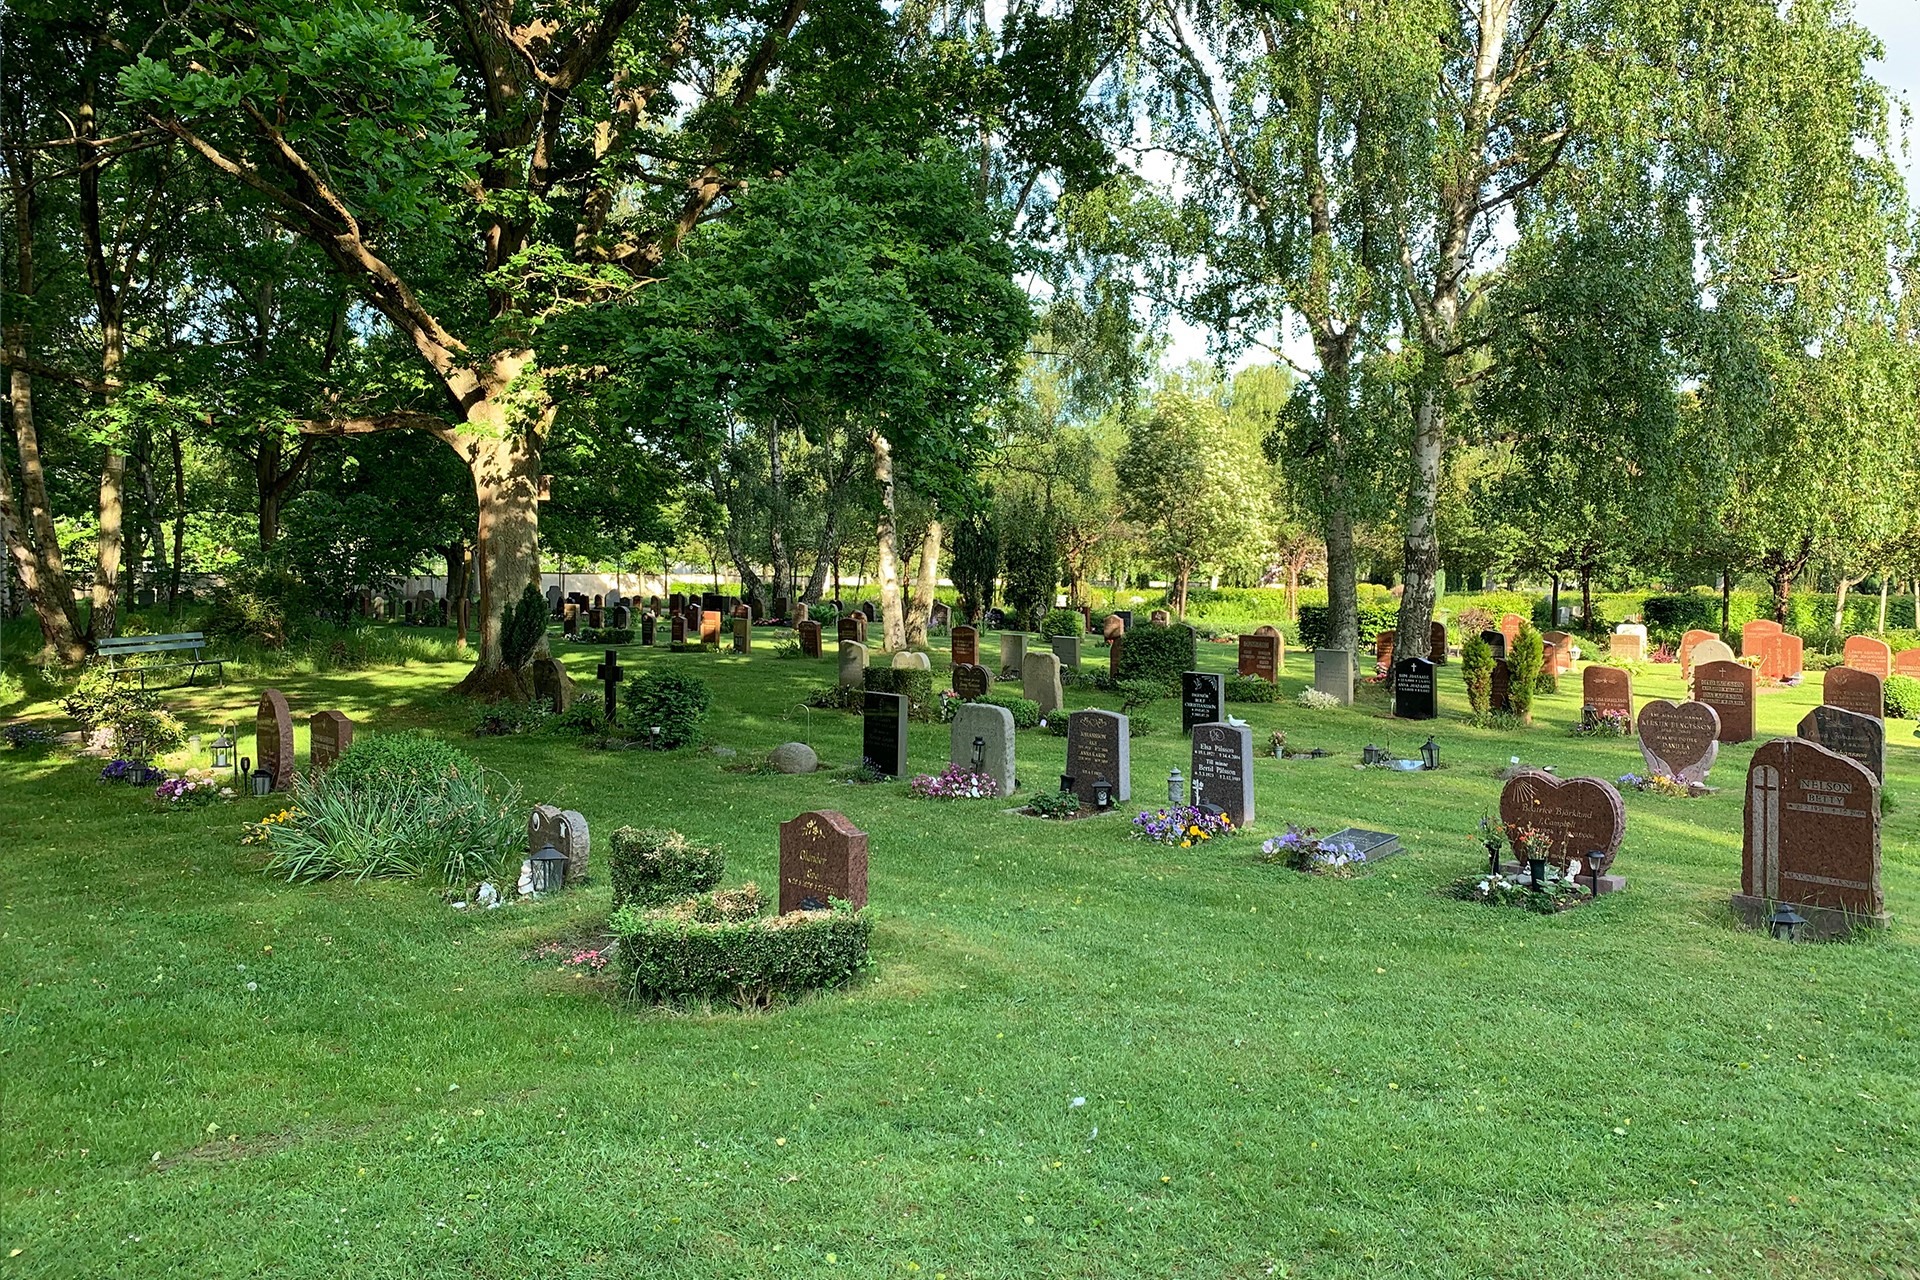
left=611, top=891, right=871, bottom=1009
left=1113, top=622, right=1195, bottom=689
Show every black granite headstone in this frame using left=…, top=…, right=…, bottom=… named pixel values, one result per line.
left=862, top=691, right=909, bottom=779
left=1181, top=671, right=1225, bottom=735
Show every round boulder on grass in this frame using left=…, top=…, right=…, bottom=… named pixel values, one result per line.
left=769, top=742, right=819, bottom=774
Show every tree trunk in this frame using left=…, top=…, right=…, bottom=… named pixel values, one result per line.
left=1833, top=575, right=1859, bottom=631
left=90, top=441, right=125, bottom=640
left=871, top=431, right=907, bottom=651
left=1548, top=573, right=1561, bottom=627
left=167, top=425, right=186, bottom=611
left=1174, top=560, right=1192, bottom=620
left=451, top=431, right=552, bottom=700
left=1323, top=502, right=1359, bottom=686
left=1580, top=561, right=1594, bottom=632
left=1878, top=574, right=1889, bottom=633
left=78, top=85, right=126, bottom=642
left=1395, top=386, right=1443, bottom=661
left=767, top=424, right=793, bottom=611
left=905, top=519, right=942, bottom=648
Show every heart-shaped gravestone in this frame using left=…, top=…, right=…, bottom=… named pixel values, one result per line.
left=1637, top=699, right=1720, bottom=783
left=1498, top=771, right=1627, bottom=867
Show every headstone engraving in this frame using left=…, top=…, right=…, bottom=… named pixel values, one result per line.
left=1741, top=619, right=1782, bottom=657
left=1480, top=629, right=1508, bottom=662
left=1734, top=738, right=1884, bottom=936
left=838, top=614, right=868, bottom=645
left=951, top=662, right=992, bottom=700
left=797, top=619, right=822, bottom=657
left=1238, top=633, right=1280, bottom=684
left=861, top=691, right=909, bottom=779
left=1191, top=721, right=1255, bottom=828
left=778, top=810, right=868, bottom=914
left=1823, top=667, right=1884, bottom=721
left=256, top=689, right=295, bottom=791
left=1022, top=651, right=1064, bottom=715
left=309, top=710, right=353, bottom=774
left=1181, top=671, right=1224, bottom=734
left=1842, top=635, right=1893, bottom=679
left=1064, top=709, right=1130, bottom=807
left=1498, top=770, right=1627, bottom=879
left=950, top=702, right=1016, bottom=798
left=1758, top=632, right=1803, bottom=681
left=1312, top=649, right=1354, bottom=705
left=1694, top=659, right=1756, bottom=744
left=1797, top=705, right=1885, bottom=783
left=1894, top=648, right=1920, bottom=677
left=1391, top=657, right=1437, bottom=720
left=1610, top=630, right=1645, bottom=663
left=1582, top=667, right=1633, bottom=721
left=1636, top=699, right=1720, bottom=783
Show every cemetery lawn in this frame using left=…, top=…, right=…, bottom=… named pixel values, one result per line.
left=4, top=639, right=1919, bottom=1279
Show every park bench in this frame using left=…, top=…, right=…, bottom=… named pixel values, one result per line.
left=96, top=632, right=225, bottom=689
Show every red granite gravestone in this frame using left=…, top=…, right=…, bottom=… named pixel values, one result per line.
left=1374, top=630, right=1395, bottom=673
left=1490, top=661, right=1513, bottom=712
left=700, top=609, right=722, bottom=648
left=1253, top=624, right=1284, bottom=671
left=1636, top=699, right=1721, bottom=784
left=309, top=710, right=353, bottom=774
left=1429, top=620, right=1448, bottom=663
left=838, top=615, right=867, bottom=644
left=1541, top=631, right=1574, bottom=676
left=1694, top=659, right=1756, bottom=743
left=1823, top=666, right=1884, bottom=720
left=951, top=624, right=979, bottom=667
left=1497, top=771, right=1627, bottom=883
left=255, top=689, right=295, bottom=791
left=1108, top=636, right=1122, bottom=679
left=1499, top=613, right=1525, bottom=651
left=797, top=619, right=822, bottom=658
left=1582, top=667, right=1633, bottom=721
left=1735, top=738, right=1884, bottom=937
left=1678, top=628, right=1717, bottom=679
left=1741, top=619, right=1782, bottom=657
left=1894, top=648, right=1920, bottom=677
left=1797, top=705, right=1885, bottom=784
left=1237, top=633, right=1280, bottom=683
left=1757, top=632, right=1804, bottom=682
left=1842, top=635, right=1893, bottom=679
left=778, top=810, right=868, bottom=914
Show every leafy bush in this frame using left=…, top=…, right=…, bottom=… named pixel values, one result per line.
left=1224, top=675, right=1277, bottom=703
left=473, top=699, right=551, bottom=736
left=575, top=627, right=634, bottom=645
left=1112, top=622, right=1195, bottom=689
left=1297, top=601, right=1399, bottom=650
left=938, top=688, right=1041, bottom=728
left=1025, top=790, right=1081, bottom=818
left=608, top=826, right=725, bottom=911
left=501, top=584, right=548, bottom=670
left=1116, top=677, right=1168, bottom=713
left=806, top=682, right=865, bottom=711
left=864, top=666, right=935, bottom=720
left=1803, top=652, right=1842, bottom=672
left=204, top=564, right=308, bottom=648
left=1885, top=674, right=1920, bottom=721
left=1508, top=625, right=1544, bottom=721
left=611, top=894, right=870, bottom=1008
left=623, top=669, right=711, bottom=747
left=1128, top=716, right=1158, bottom=738
left=59, top=670, right=187, bottom=758
left=808, top=603, right=839, bottom=624
left=1039, top=608, right=1084, bottom=639
left=326, top=731, right=475, bottom=796
left=1297, top=688, right=1339, bottom=710
left=1461, top=633, right=1494, bottom=714
left=548, top=701, right=607, bottom=735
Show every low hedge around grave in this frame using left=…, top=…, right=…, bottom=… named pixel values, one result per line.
left=939, top=689, right=1041, bottom=728
left=610, top=885, right=871, bottom=1009
left=609, top=826, right=724, bottom=910
left=575, top=626, right=634, bottom=645
left=864, top=666, right=936, bottom=720
left=1224, top=674, right=1278, bottom=703
left=1112, top=622, right=1195, bottom=691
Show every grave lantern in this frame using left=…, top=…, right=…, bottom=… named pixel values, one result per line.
left=1768, top=902, right=1807, bottom=942
left=1362, top=743, right=1384, bottom=767
left=1586, top=850, right=1605, bottom=897
left=1168, top=768, right=1184, bottom=806
left=530, top=843, right=569, bottom=895
left=1059, top=773, right=1076, bottom=797
left=648, top=726, right=663, bottom=751
left=1092, top=777, right=1113, bottom=810
left=972, top=736, right=986, bottom=772
left=212, top=726, right=235, bottom=772
left=1419, top=737, right=1439, bottom=771
left=250, top=764, right=274, bottom=797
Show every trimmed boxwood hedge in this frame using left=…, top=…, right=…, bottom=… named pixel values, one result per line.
left=1112, top=622, right=1195, bottom=690
left=1224, top=674, right=1278, bottom=703
left=609, top=826, right=724, bottom=911
left=611, top=890, right=871, bottom=1009
left=864, top=666, right=935, bottom=720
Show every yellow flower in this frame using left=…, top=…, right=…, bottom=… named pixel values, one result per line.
left=1180, top=839, right=1191, bottom=848
left=1189, top=825, right=1202, bottom=836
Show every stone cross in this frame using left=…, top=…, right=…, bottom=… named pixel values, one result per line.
left=596, top=649, right=624, bottom=721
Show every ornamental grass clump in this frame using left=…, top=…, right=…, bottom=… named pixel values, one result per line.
left=1130, top=804, right=1235, bottom=846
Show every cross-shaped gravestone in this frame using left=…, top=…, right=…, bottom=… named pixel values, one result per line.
left=595, top=649, right=624, bottom=722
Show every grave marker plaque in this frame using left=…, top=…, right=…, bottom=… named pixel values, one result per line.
left=1679, top=629, right=1718, bottom=678
left=670, top=613, right=688, bottom=647
left=1694, top=659, right=1756, bottom=743
left=309, top=710, right=353, bottom=774
left=1797, top=705, right=1885, bottom=783
left=1893, top=648, right=1920, bottom=677
left=950, top=703, right=1016, bottom=798
left=1050, top=634, right=1082, bottom=673
left=1823, top=667, right=1884, bottom=721
left=1582, top=666, right=1633, bottom=721
left=700, top=609, right=722, bottom=648
left=1481, top=629, right=1508, bottom=662
left=1499, top=613, right=1525, bottom=651
left=951, top=662, right=992, bottom=700
left=1391, top=657, right=1437, bottom=720
left=1842, top=635, right=1894, bottom=679
left=256, top=689, right=295, bottom=791
left=732, top=614, right=751, bottom=653
left=951, top=625, right=979, bottom=667
left=778, top=810, right=868, bottom=914
left=1610, top=631, right=1645, bottom=663
left=641, top=611, right=657, bottom=646
left=529, top=803, right=591, bottom=882
left=1541, top=631, right=1574, bottom=676
left=1238, top=633, right=1280, bottom=684
left=861, top=691, right=909, bottom=779
left=1191, top=721, right=1254, bottom=828
left=1181, top=671, right=1224, bottom=734
left=1313, top=649, right=1354, bottom=705
left=1735, top=738, right=1884, bottom=936
left=1065, top=709, right=1130, bottom=807
left=1375, top=630, right=1395, bottom=673
left=838, top=615, right=867, bottom=644
left=1637, top=699, right=1720, bottom=783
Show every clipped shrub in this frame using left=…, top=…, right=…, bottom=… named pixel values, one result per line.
left=608, top=826, right=725, bottom=911
left=611, top=895, right=870, bottom=1008
left=500, top=584, right=548, bottom=670
left=1116, top=677, right=1168, bottom=713
left=1884, top=674, right=1920, bottom=721
left=864, top=666, right=935, bottom=720
left=806, top=682, right=865, bottom=711
left=575, top=627, right=635, bottom=645
left=1224, top=675, right=1278, bottom=703
left=1112, top=622, right=1195, bottom=690
left=1508, top=625, right=1544, bottom=722
left=326, top=731, right=474, bottom=795
left=1039, top=608, right=1084, bottom=639
left=622, top=669, right=711, bottom=747
left=939, top=688, right=1041, bottom=728
left=1461, top=633, right=1494, bottom=714
left=548, top=700, right=607, bottom=735
left=60, top=670, right=187, bottom=757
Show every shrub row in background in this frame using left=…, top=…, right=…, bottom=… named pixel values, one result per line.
left=574, top=626, right=634, bottom=645
left=1112, top=622, right=1196, bottom=691
left=608, top=826, right=724, bottom=911
left=865, top=665, right=936, bottom=720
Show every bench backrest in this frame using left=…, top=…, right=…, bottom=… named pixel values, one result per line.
left=98, top=632, right=207, bottom=656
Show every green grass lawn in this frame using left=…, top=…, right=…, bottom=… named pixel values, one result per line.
left=4, top=631, right=1918, bottom=1278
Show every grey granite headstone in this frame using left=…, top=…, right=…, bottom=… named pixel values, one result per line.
left=950, top=702, right=1016, bottom=798
left=1065, top=709, right=1130, bottom=806
left=1022, top=650, right=1063, bottom=715
left=1190, top=721, right=1254, bottom=828
left=1313, top=649, right=1354, bottom=706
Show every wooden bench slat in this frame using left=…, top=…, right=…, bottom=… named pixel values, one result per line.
left=99, top=633, right=206, bottom=650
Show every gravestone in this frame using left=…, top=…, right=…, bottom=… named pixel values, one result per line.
left=839, top=641, right=869, bottom=688
left=1391, top=657, right=1437, bottom=719
left=797, top=620, right=822, bottom=658
left=1694, top=659, right=1756, bottom=743
left=1430, top=620, right=1448, bottom=663
left=255, top=689, right=295, bottom=792
left=951, top=663, right=992, bottom=700
left=1797, top=705, right=1885, bottom=783
left=1238, top=633, right=1280, bottom=684
left=1499, top=613, right=1525, bottom=651
left=1895, top=648, right=1920, bottom=677
left=595, top=650, right=624, bottom=721
left=309, top=710, right=353, bottom=774
left=929, top=602, right=952, bottom=632
left=1181, top=671, right=1225, bottom=734
left=1112, top=609, right=1133, bottom=632
left=1022, top=651, right=1064, bottom=715
left=700, top=609, right=721, bottom=648
left=1734, top=738, right=1884, bottom=937
left=732, top=614, right=751, bottom=654
left=1758, top=632, right=1804, bottom=682
left=563, top=602, right=580, bottom=637
left=1149, top=609, right=1170, bottom=624
left=1637, top=699, right=1720, bottom=783
left=1823, top=667, right=1884, bottom=721
left=1375, top=630, right=1395, bottom=673
left=1480, top=629, right=1508, bottom=662
left=592, top=594, right=604, bottom=610
left=683, top=607, right=704, bottom=649
left=669, top=592, right=685, bottom=615
left=1065, top=709, right=1130, bottom=807
left=1108, top=636, right=1122, bottom=679
left=838, top=615, right=868, bottom=645
left=891, top=651, right=930, bottom=671
left=950, top=702, right=1016, bottom=798
left=612, top=604, right=632, bottom=630
left=1103, top=614, right=1126, bottom=644
left=1191, top=721, right=1255, bottom=828
left=670, top=612, right=688, bottom=648
left=641, top=611, right=656, bottom=646
left=1254, top=624, right=1284, bottom=669
left=1741, top=619, right=1782, bottom=657
left=529, top=803, right=591, bottom=883
left=861, top=691, right=909, bottom=779
left=1689, top=638, right=1735, bottom=672
left=1582, top=666, right=1633, bottom=721
left=1610, top=630, right=1645, bottom=663
left=773, top=595, right=790, bottom=623
left=951, top=625, right=979, bottom=667
left=1490, top=661, right=1513, bottom=713
left=778, top=810, right=868, bottom=914
left=1001, top=632, right=1028, bottom=677
left=530, top=655, right=572, bottom=712
left=588, top=606, right=605, bottom=629
left=1050, top=634, right=1082, bottom=673
left=1678, top=629, right=1717, bottom=678
left=1541, top=631, right=1574, bottom=676
left=1843, top=635, right=1893, bottom=679
left=861, top=600, right=878, bottom=622
left=702, top=591, right=721, bottom=614
left=1498, top=770, right=1627, bottom=886
left=1312, top=649, right=1354, bottom=705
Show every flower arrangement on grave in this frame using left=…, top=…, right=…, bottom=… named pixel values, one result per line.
left=908, top=763, right=1001, bottom=800
left=98, top=758, right=135, bottom=783
left=1617, top=771, right=1695, bottom=798
left=1449, top=863, right=1590, bottom=912
left=1571, top=707, right=1633, bottom=738
left=1267, top=729, right=1287, bottom=758
left=1259, top=823, right=1365, bottom=874
left=1502, top=819, right=1551, bottom=862
left=156, top=767, right=234, bottom=807
left=1131, top=804, right=1236, bottom=846
left=1296, top=688, right=1340, bottom=711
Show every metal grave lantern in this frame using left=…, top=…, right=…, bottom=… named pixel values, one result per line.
left=530, top=843, right=569, bottom=895
left=212, top=726, right=235, bottom=772
left=1419, top=736, right=1439, bottom=771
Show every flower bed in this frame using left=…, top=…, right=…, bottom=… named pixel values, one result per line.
left=1618, top=771, right=1703, bottom=798
left=156, top=767, right=234, bottom=807
left=1130, top=804, right=1236, bottom=847
left=1571, top=708, right=1633, bottom=737
left=908, top=764, right=1001, bottom=799
left=1446, top=864, right=1591, bottom=913
left=1258, top=823, right=1368, bottom=874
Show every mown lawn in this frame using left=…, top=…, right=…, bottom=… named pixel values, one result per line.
left=3, top=630, right=1917, bottom=1278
